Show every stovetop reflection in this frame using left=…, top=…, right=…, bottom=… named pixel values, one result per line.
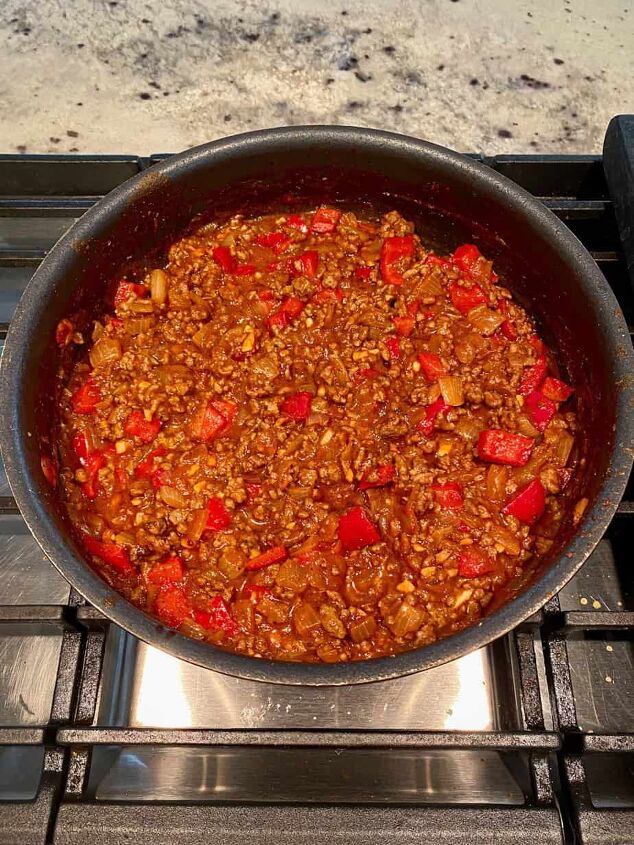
left=97, top=628, right=498, bottom=731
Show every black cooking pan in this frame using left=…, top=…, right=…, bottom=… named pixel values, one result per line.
left=1, top=127, right=632, bottom=685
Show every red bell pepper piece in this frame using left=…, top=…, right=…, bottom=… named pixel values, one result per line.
left=55, top=318, right=74, bottom=348
left=205, top=496, right=232, bottom=532
left=280, top=296, right=304, bottom=319
left=212, top=246, right=237, bottom=273
left=354, top=366, right=381, bottom=384
left=497, top=299, right=517, bottom=340
left=525, top=390, right=557, bottom=432
left=245, top=545, right=288, bottom=571
left=338, top=506, right=381, bottom=551
left=267, top=296, right=305, bottom=331
left=286, top=214, right=308, bottom=233
left=71, top=379, right=102, bottom=414
left=519, top=355, right=548, bottom=396
left=477, top=429, right=534, bottom=467
left=194, top=595, right=239, bottom=635
left=243, top=583, right=273, bottom=598
left=458, top=547, right=495, bottom=578
left=114, top=281, right=148, bottom=308
left=452, top=243, right=482, bottom=275
left=385, top=337, right=400, bottom=359
left=311, top=207, right=341, bottom=234
left=151, top=467, right=173, bottom=490
left=354, top=265, right=373, bottom=279
left=255, top=231, right=292, bottom=254
left=135, top=446, right=167, bottom=479
left=82, top=450, right=106, bottom=499
left=40, top=455, right=58, bottom=487
left=358, top=463, right=395, bottom=491
left=291, top=250, right=319, bottom=278
left=541, top=376, right=574, bottom=403
left=83, top=534, right=133, bottom=573
left=502, top=478, right=546, bottom=525
left=155, top=586, right=190, bottom=627
left=246, top=481, right=263, bottom=499
left=501, top=319, right=517, bottom=340
left=312, top=286, right=344, bottom=303
left=432, top=481, right=464, bottom=509
left=72, top=432, right=91, bottom=465
left=148, top=555, right=185, bottom=586
left=124, top=410, right=161, bottom=443
left=235, top=263, right=256, bottom=276
left=191, top=398, right=237, bottom=441
left=418, top=396, right=448, bottom=436
left=281, top=391, right=313, bottom=421
left=380, top=235, right=415, bottom=285
left=393, top=315, right=415, bottom=337
left=448, top=282, right=487, bottom=314
left=418, top=352, right=446, bottom=382
left=425, top=253, right=452, bottom=268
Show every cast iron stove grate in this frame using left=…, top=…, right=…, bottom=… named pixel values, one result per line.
left=0, top=118, right=632, bottom=845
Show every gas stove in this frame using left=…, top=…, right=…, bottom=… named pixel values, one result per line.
left=0, top=119, right=632, bottom=844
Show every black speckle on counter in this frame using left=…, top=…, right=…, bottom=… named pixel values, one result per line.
left=269, top=12, right=280, bottom=23
left=341, top=9, right=348, bottom=15
left=139, top=92, right=151, bottom=100
left=224, top=114, right=232, bottom=122
left=66, top=129, right=79, bottom=138
left=355, top=70, right=372, bottom=83
left=50, top=136, right=60, bottom=143
left=77, top=43, right=84, bottom=49
left=383, top=46, right=396, bottom=55
left=470, top=77, right=479, bottom=86
left=554, top=57, right=565, bottom=65
left=437, top=64, right=445, bottom=71
left=389, top=103, right=404, bottom=113
left=166, top=26, right=191, bottom=39
left=141, top=17, right=150, bottom=24
left=149, top=81, right=161, bottom=89
left=16, top=145, right=27, bottom=153
left=497, top=128, right=513, bottom=138
left=77, top=102, right=83, bottom=107
left=517, top=73, right=551, bottom=90
left=242, top=32, right=260, bottom=43
left=346, top=100, right=363, bottom=111
left=338, top=54, right=358, bottom=70
left=325, top=77, right=335, bottom=85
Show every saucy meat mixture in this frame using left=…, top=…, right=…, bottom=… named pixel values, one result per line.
left=52, top=207, right=580, bottom=663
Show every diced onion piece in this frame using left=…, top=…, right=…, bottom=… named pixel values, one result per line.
left=486, top=464, right=508, bottom=502
left=348, top=614, right=377, bottom=643
left=489, top=522, right=521, bottom=556
left=438, top=375, right=464, bottom=406
left=275, top=560, right=308, bottom=592
left=150, top=269, right=168, bottom=304
left=467, top=304, right=505, bottom=336
left=217, top=548, right=246, bottom=579
left=126, top=316, right=154, bottom=335
left=159, top=485, right=187, bottom=508
left=187, top=508, right=208, bottom=542
left=389, top=602, right=426, bottom=637
left=553, top=431, right=574, bottom=466
left=415, top=272, right=444, bottom=298
left=89, top=337, right=122, bottom=369
left=454, top=416, right=482, bottom=443
left=293, top=601, right=322, bottom=636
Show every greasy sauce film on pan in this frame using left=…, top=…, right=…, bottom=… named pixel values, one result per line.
left=46, top=208, right=579, bottom=663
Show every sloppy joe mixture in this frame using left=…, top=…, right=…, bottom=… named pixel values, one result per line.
left=48, top=207, right=579, bottom=663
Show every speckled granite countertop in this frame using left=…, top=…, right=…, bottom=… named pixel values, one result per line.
left=0, top=0, right=632, bottom=155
